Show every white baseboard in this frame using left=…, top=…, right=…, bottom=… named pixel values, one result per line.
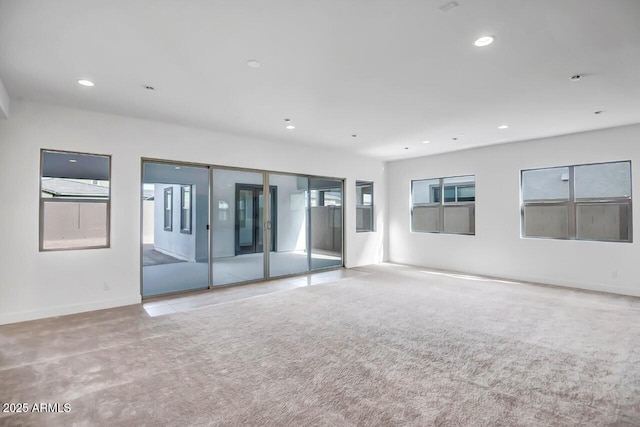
left=152, top=246, right=193, bottom=262
left=388, top=260, right=640, bottom=298
left=0, top=295, right=142, bottom=326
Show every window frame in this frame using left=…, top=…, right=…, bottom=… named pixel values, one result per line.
left=411, top=175, right=476, bottom=235
left=180, top=185, right=192, bottom=234
left=39, top=149, right=112, bottom=252
left=520, top=160, right=632, bottom=243
left=356, top=181, right=374, bottom=233
left=164, top=187, right=173, bottom=231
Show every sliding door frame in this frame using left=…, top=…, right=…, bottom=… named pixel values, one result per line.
left=141, top=157, right=346, bottom=299
left=140, top=158, right=213, bottom=299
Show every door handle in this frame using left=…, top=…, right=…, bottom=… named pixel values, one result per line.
left=264, top=220, right=272, bottom=230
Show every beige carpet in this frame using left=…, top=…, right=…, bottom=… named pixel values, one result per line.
left=1, top=264, right=640, bottom=426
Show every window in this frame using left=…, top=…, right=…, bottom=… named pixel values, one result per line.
left=356, top=181, right=374, bottom=232
left=180, top=185, right=192, bottom=234
left=521, top=161, right=632, bottom=242
left=164, top=187, right=173, bottom=231
left=40, top=149, right=110, bottom=250
left=411, top=175, right=475, bottom=235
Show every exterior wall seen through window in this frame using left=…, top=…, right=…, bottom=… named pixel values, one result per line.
left=521, top=161, right=632, bottom=242
left=411, top=175, right=475, bottom=235
left=356, top=181, right=374, bottom=232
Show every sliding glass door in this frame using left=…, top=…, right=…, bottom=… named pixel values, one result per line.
left=211, top=168, right=266, bottom=286
left=309, top=178, right=343, bottom=270
left=268, top=173, right=310, bottom=277
left=141, top=161, right=210, bottom=297
left=142, top=161, right=345, bottom=297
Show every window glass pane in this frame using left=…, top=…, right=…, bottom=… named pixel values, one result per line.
left=323, top=190, right=342, bottom=206
left=443, top=176, right=475, bottom=203
left=309, top=178, right=343, bottom=270
left=412, top=179, right=439, bottom=205
left=412, top=206, right=440, bottom=232
left=574, top=162, right=631, bottom=199
left=523, top=204, right=569, bottom=238
left=268, top=173, right=310, bottom=278
left=164, top=187, right=173, bottom=231
left=576, top=203, right=630, bottom=241
left=444, top=205, right=475, bottom=234
left=356, top=181, right=374, bottom=232
left=40, top=150, right=110, bottom=250
left=356, top=181, right=373, bottom=206
left=181, top=185, right=191, bottom=233
left=42, top=201, right=108, bottom=249
left=444, top=186, right=456, bottom=202
left=457, top=185, right=476, bottom=202
left=212, top=169, right=265, bottom=286
left=522, top=167, right=569, bottom=201
left=42, top=150, right=109, bottom=181
left=356, top=206, right=373, bottom=232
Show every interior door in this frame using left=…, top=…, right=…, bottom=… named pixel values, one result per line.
left=235, top=184, right=276, bottom=255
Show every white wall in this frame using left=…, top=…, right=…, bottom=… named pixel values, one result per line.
left=0, top=100, right=386, bottom=324
left=387, top=123, right=640, bottom=297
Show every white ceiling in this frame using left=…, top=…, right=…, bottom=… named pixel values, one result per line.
left=1, top=0, right=639, bottom=160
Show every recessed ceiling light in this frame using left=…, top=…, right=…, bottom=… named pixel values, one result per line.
left=247, top=60, right=261, bottom=68
left=78, top=79, right=94, bottom=87
left=404, top=147, right=409, bottom=150
left=594, top=110, right=603, bottom=115
left=474, top=36, right=494, bottom=47
left=352, top=134, right=357, bottom=138
left=144, top=85, right=155, bottom=91
left=498, top=124, right=509, bottom=129
left=284, top=118, right=295, bottom=129
left=422, top=140, right=430, bottom=144
left=68, top=159, right=77, bottom=163
left=570, top=74, right=583, bottom=81
left=439, top=1, right=458, bottom=12
left=175, top=166, right=181, bottom=170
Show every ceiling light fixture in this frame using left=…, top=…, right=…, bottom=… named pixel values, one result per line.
left=594, top=110, right=603, bottom=115
left=284, top=118, right=295, bottom=130
left=570, top=74, right=583, bottom=81
left=422, top=140, right=430, bottom=144
left=352, top=134, right=357, bottom=138
left=68, top=159, right=77, bottom=163
left=498, top=124, right=509, bottom=129
left=144, top=85, right=155, bottom=91
left=78, top=79, right=94, bottom=87
left=439, top=1, right=458, bottom=13
left=474, top=36, right=494, bottom=47
left=247, top=60, right=261, bottom=68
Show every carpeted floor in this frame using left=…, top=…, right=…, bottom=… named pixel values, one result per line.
left=1, top=264, right=639, bottom=426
